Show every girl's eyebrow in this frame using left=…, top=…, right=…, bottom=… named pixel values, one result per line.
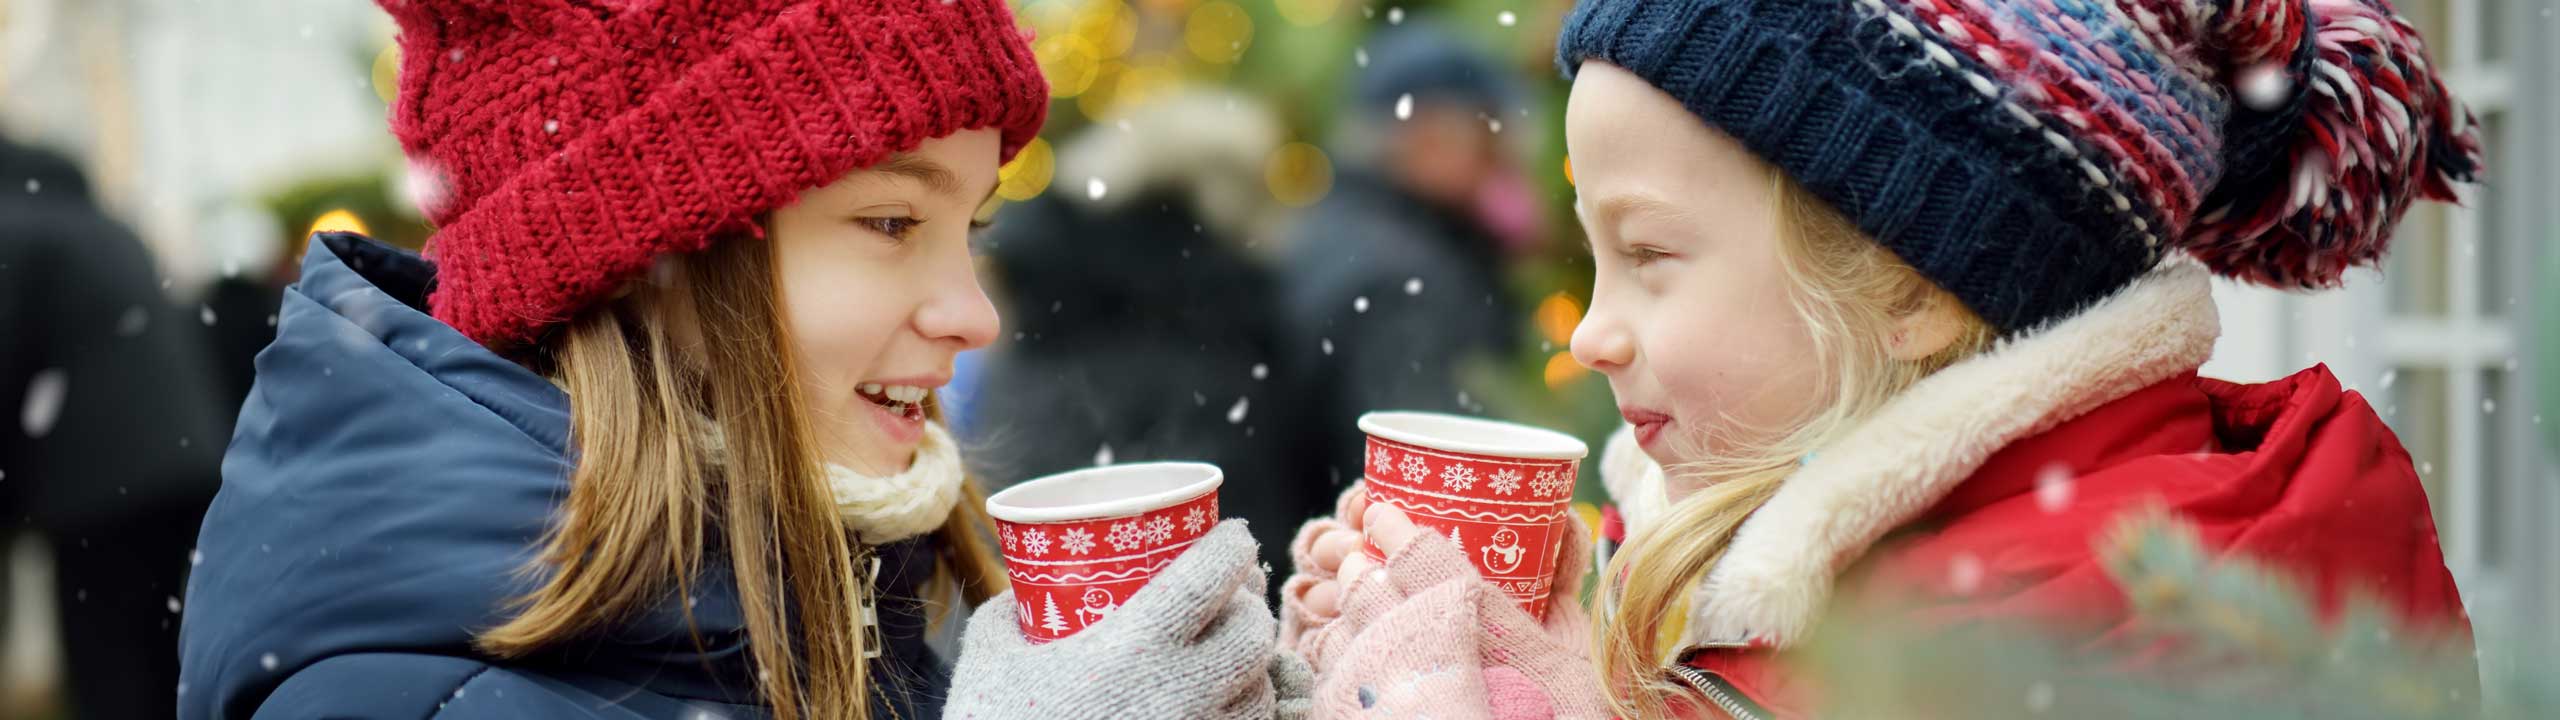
left=1590, top=192, right=1698, bottom=229
left=873, top=154, right=963, bottom=196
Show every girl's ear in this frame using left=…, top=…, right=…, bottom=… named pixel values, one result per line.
left=1886, top=294, right=1973, bottom=362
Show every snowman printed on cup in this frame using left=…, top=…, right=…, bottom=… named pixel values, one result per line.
left=1075, top=587, right=1119, bottom=629
left=1480, top=527, right=1526, bottom=575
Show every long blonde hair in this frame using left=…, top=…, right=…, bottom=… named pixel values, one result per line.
left=1594, top=169, right=1996, bottom=718
left=476, top=232, right=1007, bottom=720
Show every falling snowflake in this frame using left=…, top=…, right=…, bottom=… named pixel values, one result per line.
left=1000, top=525, right=1017, bottom=552
left=1530, top=468, right=1567, bottom=498
left=1142, top=516, right=1176, bottom=546
left=1487, top=468, right=1524, bottom=495
left=1061, top=528, right=1096, bottom=555
left=1949, top=553, right=1985, bottom=595
left=1440, top=464, right=1476, bottom=492
left=1022, top=528, right=1052, bottom=556
left=1106, top=520, right=1146, bottom=552
left=1182, top=506, right=1209, bottom=534
left=2034, top=463, right=2075, bottom=514
left=1369, top=446, right=1396, bottom=476
left=1399, top=454, right=1431, bottom=484
left=20, top=368, right=66, bottom=439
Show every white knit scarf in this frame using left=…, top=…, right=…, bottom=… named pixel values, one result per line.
left=696, top=417, right=966, bottom=545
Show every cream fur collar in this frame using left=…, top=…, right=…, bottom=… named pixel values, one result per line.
left=1597, top=260, right=2221, bottom=648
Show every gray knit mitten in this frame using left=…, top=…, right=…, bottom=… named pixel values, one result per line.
left=945, top=520, right=1278, bottom=719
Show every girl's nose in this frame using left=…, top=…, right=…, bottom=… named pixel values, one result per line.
left=1570, top=306, right=1634, bottom=373
left=917, top=255, right=1000, bottom=351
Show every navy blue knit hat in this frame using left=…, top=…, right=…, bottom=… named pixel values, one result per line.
left=1557, top=0, right=2479, bottom=333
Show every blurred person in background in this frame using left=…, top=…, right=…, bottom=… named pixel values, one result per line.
left=1, top=134, right=227, bottom=719
left=968, top=91, right=1324, bottom=600
left=1283, top=20, right=1539, bottom=483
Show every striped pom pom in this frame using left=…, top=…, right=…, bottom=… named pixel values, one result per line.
left=2180, top=0, right=2483, bottom=288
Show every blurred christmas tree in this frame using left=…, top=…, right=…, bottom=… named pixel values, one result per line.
left=1796, top=508, right=2552, bottom=718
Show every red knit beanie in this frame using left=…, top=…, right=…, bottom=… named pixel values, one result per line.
left=378, top=0, right=1049, bottom=349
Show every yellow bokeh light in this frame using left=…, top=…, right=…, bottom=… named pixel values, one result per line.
left=1071, top=1, right=1138, bottom=59
left=1561, top=156, right=1575, bottom=187
left=1265, top=142, right=1334, bottom=207
left=308, top=209, right=370, bottom=238
left=1274, top=0, right=1339, bottom=27
left=372, top=45, right=400, bottom=105
left=1136, top=0, right=1198, bottom=13
left=1074, top=60, right=1127, bottom=120
left=997, top=137, right=1055, bottom=201
left=1114, top=61, right=1181, bottom=111
left=1534, top=292, right=1582, bottom=345
left=1035, top=34, right=1104, bottom=98
left=1018, top=0, right=1076, bottom=40
left=1183, top=1, right=1254, bottom=65
left=1543, top=351, right=1588, bottom=389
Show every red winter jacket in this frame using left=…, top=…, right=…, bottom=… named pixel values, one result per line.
left=1602, top=265, right=2471, bottom=719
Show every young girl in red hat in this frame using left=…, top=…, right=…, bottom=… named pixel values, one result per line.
left=177, top=2, right=1283, bottom=719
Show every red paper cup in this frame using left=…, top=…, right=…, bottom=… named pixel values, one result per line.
left=1357, top=411, right=1587, bottom=620
left=985, top=462, right=1222, bottom=643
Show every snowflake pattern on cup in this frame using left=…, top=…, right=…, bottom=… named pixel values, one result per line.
left=1530, top=468, right=1567, bottom=498
left=1061, top=528, right=1096, bottom=555
left=1440, top=463, right=1477, bottom=492
left=1488, top=468, right=1524, bottom=495
left=1022, top=528, right=1050, bottom=556
left=1399, top=454, right=1431, bottom=484
left=1370, top=446, right=1396, bottom=476
left=1182, top=506, right=1209, bottom=533
left=1105, top=519, right=1146, bottom=552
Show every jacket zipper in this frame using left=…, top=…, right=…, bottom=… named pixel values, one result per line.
left=1666, top=664, right=1770, bottom=720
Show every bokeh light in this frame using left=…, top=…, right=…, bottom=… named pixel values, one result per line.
left=1265, top=142, right=1334, bottom=207
left=1274, top=0, right=1340, bottom=27
left=371, top=45, right=400, bottom=104
left=1183, top=1, right=1254, bottom=65
left=1036, top=34, right=1105, bottom=98
left=1535, top=291, right=1582, bottom=346
left=307, top=208, right=370, bottom=238
left=997, top=137, right=1055, bottom=201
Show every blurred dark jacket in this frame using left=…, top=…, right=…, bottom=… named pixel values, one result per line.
left=178, top=233, right=953, bottom=719
left=0, top=137, right=224, bottom=530
left=1281, top=168, right=1519, bottom=483
left=970, top=188, right=1326, bottom=593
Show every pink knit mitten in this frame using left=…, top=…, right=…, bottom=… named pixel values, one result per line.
left=1286, top=486, right=1609, bottom=719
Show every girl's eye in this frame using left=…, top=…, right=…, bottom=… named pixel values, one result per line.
left=858, top=216, right=923, bottom=240
left=1621, top=245, right=1671, bottom=266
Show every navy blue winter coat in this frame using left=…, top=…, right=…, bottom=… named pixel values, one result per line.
left=179, top=232, right=955, bottom=719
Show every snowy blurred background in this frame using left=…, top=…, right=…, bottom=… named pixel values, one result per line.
left=0, top=1, right=2551, bottom=718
